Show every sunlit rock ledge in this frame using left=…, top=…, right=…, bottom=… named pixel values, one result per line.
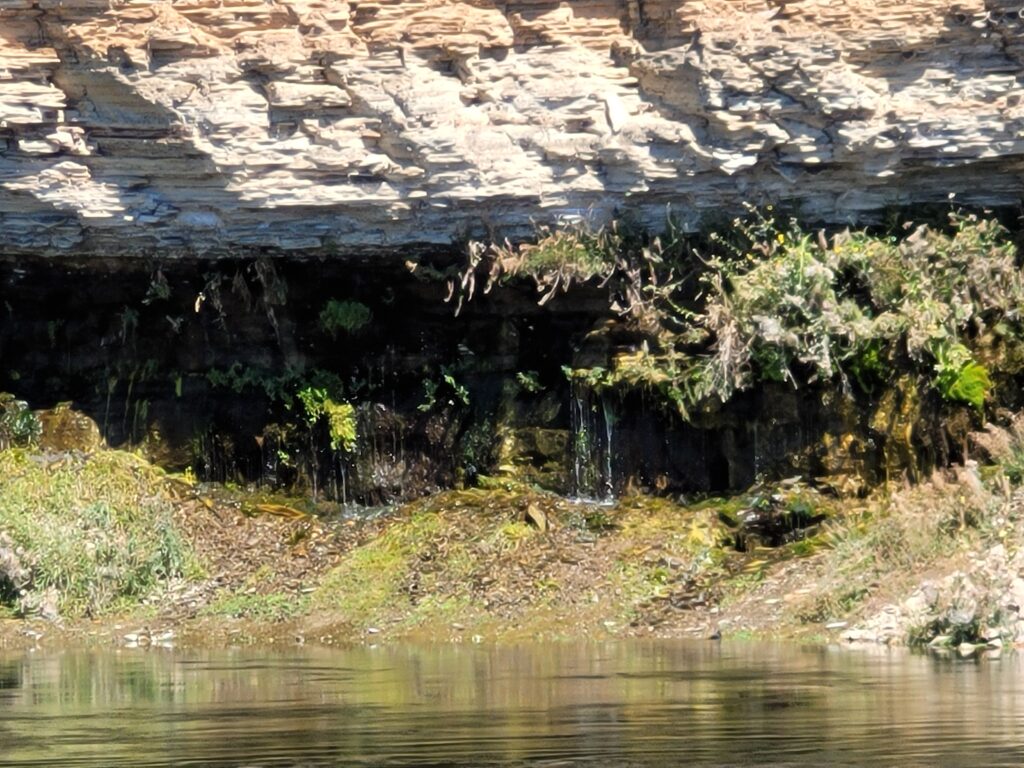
left=1, top=0, right=1023, bottom=257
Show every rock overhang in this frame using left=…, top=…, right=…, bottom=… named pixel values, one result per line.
left=1, top=0, right=1023, bottom=258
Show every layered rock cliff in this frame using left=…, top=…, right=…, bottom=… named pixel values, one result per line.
left=1, top=0, right=1023, bottom=256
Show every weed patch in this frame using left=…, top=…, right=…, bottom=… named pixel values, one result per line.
left=0, top=449, right=198, bottom=617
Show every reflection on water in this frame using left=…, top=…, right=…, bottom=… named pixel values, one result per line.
left=1, top=642, right=1023, bottom=766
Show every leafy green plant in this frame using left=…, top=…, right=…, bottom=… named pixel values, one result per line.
left=319, top=300, right=371, bottom=336
left=118, top=306, right=139, bottom=346
left=448, top=221, right=621, bottom=314
left=0, top=394, right=41, bottom=449
left=848, top=339, right=889, bottom=394
left=324, top=400, right=357, bottom=452
left=297, top=386, right=328, bottom=425
left=932, top=342, right=991, bottom=412
left=533, top=208, right=1023, bottom=420
left=516, top=371, right=543, bottom=394
left=297, top=386, right=357, bottom=452
left=206, top=364, right=345, bottom=408
left=908, top=615, right=981, bottom=647
left=418, top=366, right=470, bottom=412
left=444, top=367, right=470, bottom=405
left=142, top=268, right=171, bottom=305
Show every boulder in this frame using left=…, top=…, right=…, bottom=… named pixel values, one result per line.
left=35, top=403, right=103, bottom=453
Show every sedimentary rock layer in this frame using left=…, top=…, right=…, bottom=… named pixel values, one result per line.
left=1, top=1, right=1022, bottom=256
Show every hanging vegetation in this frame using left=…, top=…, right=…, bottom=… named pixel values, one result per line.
left=456, top=208, right=1023, bottom=420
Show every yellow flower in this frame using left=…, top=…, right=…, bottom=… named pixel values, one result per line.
left=776, top=233, right=785, bottom=244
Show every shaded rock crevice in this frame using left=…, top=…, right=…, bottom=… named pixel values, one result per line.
left=0, top=250, right=996, bottom=505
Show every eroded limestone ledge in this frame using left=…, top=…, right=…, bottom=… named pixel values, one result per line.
left=1, top=1, right=1023, bottom=256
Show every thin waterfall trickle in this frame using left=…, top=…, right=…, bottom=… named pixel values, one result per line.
left=752, top=421, right=760, bottom=480
left=602, top=395, right=613, bottom=498
left=569, top=379, right=615, bottom=502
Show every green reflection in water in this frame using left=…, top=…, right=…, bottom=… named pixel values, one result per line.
left=1, top=642, right=1023, bottom=767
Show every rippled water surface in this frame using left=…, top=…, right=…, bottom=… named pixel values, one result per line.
left=2, top=641, right=1023, bottom=766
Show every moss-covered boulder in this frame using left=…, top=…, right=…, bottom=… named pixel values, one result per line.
left=35, top=402, right=103, bottom=453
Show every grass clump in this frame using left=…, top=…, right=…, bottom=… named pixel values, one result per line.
left=0, top=449, right=197, bottom=617
left=933, top=342, right=991, bottom=412
left=795, top=480, right=997, bottom=625
left=448, top=222, right=619, bottom=313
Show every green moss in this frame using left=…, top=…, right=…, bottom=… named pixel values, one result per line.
left=489, top=521, right=536, bottom=551
left=458, top=416, right=497, bottom=474
left=314, top=541, right=407, bottom=623
left=312, top=511, right=442, bottom=625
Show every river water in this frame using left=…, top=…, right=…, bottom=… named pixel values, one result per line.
left=1, top=641, right=1022, bottom=766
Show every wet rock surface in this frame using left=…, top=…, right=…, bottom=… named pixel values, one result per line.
left=2, top=1, right=1024, bottom=257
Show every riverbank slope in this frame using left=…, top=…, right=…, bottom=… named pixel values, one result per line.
left=2, top=443, right=1022, bottom=654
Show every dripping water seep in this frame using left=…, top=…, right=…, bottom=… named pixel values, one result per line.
left=570, top=379, right=615, bottom=503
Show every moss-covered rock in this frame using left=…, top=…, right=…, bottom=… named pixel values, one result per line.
left=35, top=403, right=103, bottom=453
left=871, top=375, right=923, bottom=482
left=494, top=427, right=570, bottom=492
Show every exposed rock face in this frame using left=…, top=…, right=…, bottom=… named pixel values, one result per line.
left=1, top=1, right=1023, bottom=257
